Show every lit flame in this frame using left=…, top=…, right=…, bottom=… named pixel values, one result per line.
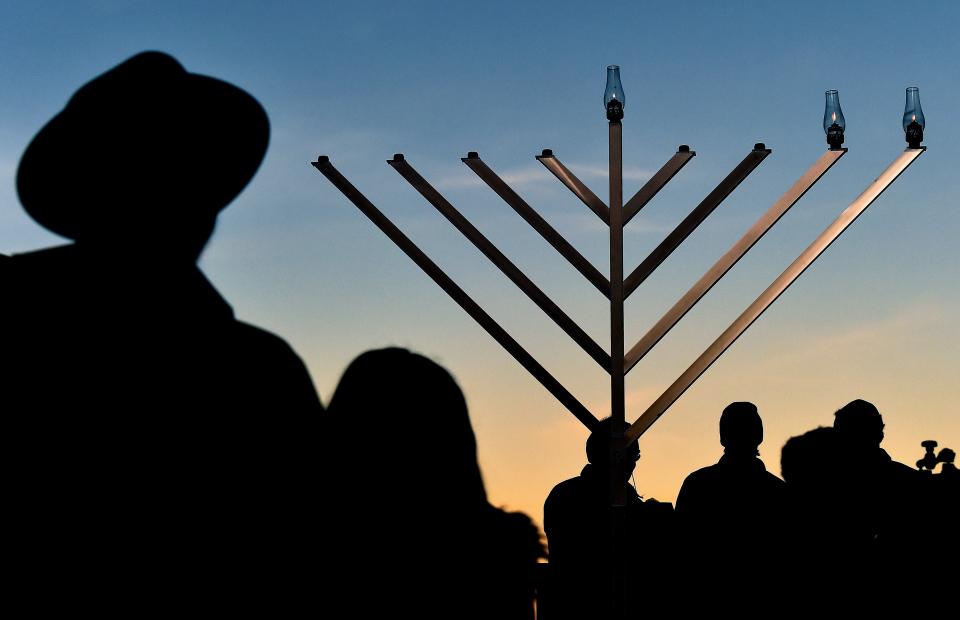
left=912, top=114, right=917, bottom=122
left=832, top=112, right=837, bottom=122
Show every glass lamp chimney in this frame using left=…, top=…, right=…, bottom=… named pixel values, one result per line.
left=903, top=87, right=925, bottom=148
left=823, top=90, right=845, bottom=150
left=604, top=65, right=625, bottom=121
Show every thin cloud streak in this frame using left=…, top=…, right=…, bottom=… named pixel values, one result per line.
left=558, top=212, right=671, bottom=236
left=748, top=301, right=946, bottom=372
left=568, top=164, right=653, bottom=182
left=437, top=166, right=548, bottom=189
left=436, top=163, right=654, bottom=189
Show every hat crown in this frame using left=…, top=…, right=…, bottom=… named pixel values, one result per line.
left=17, top=51, right=270, bottom=242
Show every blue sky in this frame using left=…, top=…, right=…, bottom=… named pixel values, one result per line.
left=2, top=1, right=958, bottom=524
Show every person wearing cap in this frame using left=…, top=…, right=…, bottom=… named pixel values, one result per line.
left=2, top=51, right=321, bottom=610
left=543, top=418, right=675, bottom=617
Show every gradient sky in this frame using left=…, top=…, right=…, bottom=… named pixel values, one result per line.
left=2, top=1, right=957, bottom=529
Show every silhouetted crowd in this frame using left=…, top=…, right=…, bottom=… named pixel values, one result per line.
left=2, top=51, right=956, bottom=618
left=542, top=400, right=958, bottom=616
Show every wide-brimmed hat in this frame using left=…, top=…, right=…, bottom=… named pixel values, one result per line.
left=17, top=51, right=269, bottom=240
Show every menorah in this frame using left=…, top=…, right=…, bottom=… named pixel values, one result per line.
left=312, top=67, right=926, bottom=614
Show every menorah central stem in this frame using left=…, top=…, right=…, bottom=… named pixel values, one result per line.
left=608, top=117, right=628, bottom=620
left=609, top=119, right=626, bottom=502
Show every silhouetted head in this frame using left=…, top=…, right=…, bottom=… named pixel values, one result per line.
left=719, top=401, right=763, bottom=456
left=586, top=418, right=641, bottom=481
left=781, top=426, right=840, bottom=490
left=327, top=347, right=487, bottom=507
left=17, top=51, right=269, bottom=260
left=833, top=399, right=885, bottom=447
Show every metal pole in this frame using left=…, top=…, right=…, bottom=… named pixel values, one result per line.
left=608, top=120, right=626, bottom=495
left=608, top=117, right=627, bottom=620
left=622, top=147, right=696, bottom=225
left=537, top=150, right=610, bottom=223
left=625, top=147, right=925, bottom=443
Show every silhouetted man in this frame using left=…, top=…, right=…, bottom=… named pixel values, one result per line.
left=676, top=402, right=785, bottom=546
left=675, top=402, right=786, bottom=592
left=2, top=52, right=321, bottom=611
left=543, top=418, right=674, bottom=618
left=832, top=399, right=921, bottom=557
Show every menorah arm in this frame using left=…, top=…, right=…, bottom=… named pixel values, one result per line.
left=622, top=148, right=696, bottom=225
left=623, top=148, right=846, bottom=373
left=623, top=145, right=771, bottom=299
left=312, top=157, right=600, bottom=431
left=462, top=154, right=611, bottom=298
left=388, top=156, right=611, bottom=371
left=625, top=147, right=925, bottom=443
left=536, top=151, right=610, bottom=224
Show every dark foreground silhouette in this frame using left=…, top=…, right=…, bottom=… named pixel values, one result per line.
left=777, top=400, right=956, bottom=605
left=2, top=52, right=322, bottom=610
left=542, top=418, right=674, bottom=618
left=323, top=348, right=544, bottom=620
left=832, top=399, right=923, bottom=552
left=541, top=399, right=956, bottom=615
left=675, top=402, right=786, bottom=590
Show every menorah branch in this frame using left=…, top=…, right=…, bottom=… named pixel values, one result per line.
left=312, top=157, right=600, bottom=430
left=388, top=155, right=611, bottom=370
left=537, top=150, right=610, bottom=223
left=624, top=147, right=925, bottom=443
left=623, top=148, right=846, bottom=373
left=462, top=154, right=611, bottom=298
left=623, top=145, right=771, bottom=299
left=622, top=147, right=696, bottom=225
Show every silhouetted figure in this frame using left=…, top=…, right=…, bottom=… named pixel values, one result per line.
left=917, top=443, right=960, bottom=562
left=832, top=399, right=921, bottom=558
left=782, top=421, right=945, bottom=607
left=778, top=425, right=904, bottom=609
left=675, top=402, right=786, bottom=580
left=2, top=52, right=322, bottom=610
left=934, top=448, right=960, bottom=556
left=779, top=426, right=862, bottom=585
left=543, top=418, right=674, bottom=618
left=324, top=348, right=544, bottom=620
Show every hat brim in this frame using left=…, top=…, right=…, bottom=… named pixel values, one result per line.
left=17, top=53, right=269, bottom=240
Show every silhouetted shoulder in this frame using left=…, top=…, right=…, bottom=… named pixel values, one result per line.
left=232, top=320, right=307, bottom=360
left=761, top=468, right=786, bottom=486
left=5, top=244, right=75, bottom=278
left=463, top=507, right=544, bottom=620
left=230, top=321, right=324, bottom=412
left=675, top=463, right=722, bottom=509
left=484, top=507, right=546, bottom=562
left=886, top=453, right=921, bottom=479
left=680, top=463, right=721, bottom=486
left=638, top=496, right=675, bottom=520
left=545, top=475, right=585, bottom=506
